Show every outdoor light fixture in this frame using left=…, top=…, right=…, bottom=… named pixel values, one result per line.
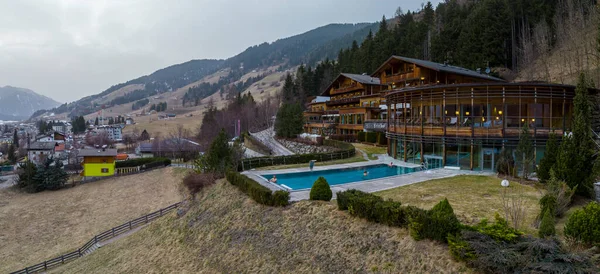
left=482, top=117, right=485, bottom=122
left=521, top=118, right=525, bottom=122
left=455, top=111, right=459, bottom=115
left=498, top=111, right=503, bottom=115
left=466, top=111, right=470, bottom=116
left=501, top=179, right=509, bottom=187
left=445, top=110, right=448, bottom=114
left=496, top=117, right=499, bottom=120
left=420, top=77, right=425, bottom=80
left=532, top=118, right=535, bottom=122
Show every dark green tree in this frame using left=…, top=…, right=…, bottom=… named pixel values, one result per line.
left=94, top=117, right=99, bottom=126
left=7, top=144, right=16, bottom=164
left=554, top=73, right=597, bottom=197
left=13, top=129, right=18, bottom=148
left=17, top=160, right=38, bottom=192
left=516, top=123, right=534, bottom=179
left=205, top=129, right=233, bottom=175
left=537, top=132, right=558, bottom=183
left=275, top=103, right=304, bottom=138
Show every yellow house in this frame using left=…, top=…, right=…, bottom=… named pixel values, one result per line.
left=79, top=148, right=117, bottom=177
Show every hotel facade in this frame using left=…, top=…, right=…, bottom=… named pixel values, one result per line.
left=305, top=56, right=591, bottom=171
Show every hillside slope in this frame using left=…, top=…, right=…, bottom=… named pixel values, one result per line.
left=53, top=181, right=465, bottom=274
left=0, top=86, right=60, bottom=120
left=34, top=23, right=375, bottom=120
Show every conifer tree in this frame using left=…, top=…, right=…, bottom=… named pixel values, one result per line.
left=516, top=123, right=534, bottom=179
left=13, top=129, right=19, bottom=148
left=537, top=132, right=558, bottom=184
left=7, top=144, right=16, bottom=164
left=205, top=129, right=232, bottom=175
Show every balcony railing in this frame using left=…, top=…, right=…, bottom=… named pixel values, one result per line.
left=326, top=97, right=360, bottom=106
left=331, top=84, right=361, bottom=95
left=384, top=72, right=418, bottom=83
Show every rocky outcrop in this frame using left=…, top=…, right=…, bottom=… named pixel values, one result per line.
left=278, top=139, right=337, bottom=154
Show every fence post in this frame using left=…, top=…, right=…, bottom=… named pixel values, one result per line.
left=160, top=208, right=163, bottom=216
left=129, top=221, right=132, bottom=230
left=44, top=260, right=47, bottom=270
left=145, top=215, right=148, bottom=223
left=112, top=227, right=115, bottom=237
left=61, top=254, right=64, bottom=264
left=78, top=248, right=82, bottom=257
left=94, top=235, right=98, bottom=244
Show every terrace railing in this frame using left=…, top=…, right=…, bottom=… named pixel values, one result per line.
left=10, top=202, right=181, bottom=274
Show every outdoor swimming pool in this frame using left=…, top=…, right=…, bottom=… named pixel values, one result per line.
left=262, top=164, right=420, bottom=190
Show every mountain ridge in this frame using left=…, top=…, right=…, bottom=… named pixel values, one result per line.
left=0, top=86, right=60, bottom=120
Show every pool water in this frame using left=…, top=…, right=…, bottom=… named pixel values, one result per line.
left=262, top=164, right=420, bottom=190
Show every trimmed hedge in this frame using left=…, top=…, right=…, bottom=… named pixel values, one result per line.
left=337, top=190, right=459, bottom=242
left=376, top=132, right=387, bottom=145
left=357, top=132, right=366, bottom=142
left=329, top=134, right=357, bottom=143
left=225, top=171, right=289, bottom=207
left=238, top=139, right=355, bottom=171
left=115, top=157, right=171, bottom=169
left=366, top=132, right=377, bottom=143
left=336, top=190, right=407, bottom=227
left=309, top=177, right=332, bottom=201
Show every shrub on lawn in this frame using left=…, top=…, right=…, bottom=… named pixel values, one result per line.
left=183, top=172, right=218, bottom=197
left=225, top=171, right=289, bottom=207
left=309, top=177, right=332, bottom=201
left=467, top=213, right=522, bottom=243
left=273, top=190, right=291, bottom=207
left=366, top=132, right=377, bottom=143
left=408, top=198, right=461, bottom=243
left=450, top=230, right=597, bottom=273
left=564, top=202, right=600, bottom=246
left=538, top=209, right=556, bottom=238
left=336, top=189, right=407, bottom=227
left=357, top=131, right=366, bottom=142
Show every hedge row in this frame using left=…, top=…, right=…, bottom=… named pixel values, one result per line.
left=115, top=157, right=171, bottom=169
left=238, top=139, right=355, bottom=170
left=357, top=132, right=387, bottom=145
left=225, top=171, right=289, bottom=207
left=336, top=190, right=459, bottom=242
left=328, top=134, right=357, bottom=143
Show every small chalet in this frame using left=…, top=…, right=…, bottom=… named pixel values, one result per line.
left=27, top=141, right=58, bottom=165
left=79, top=148, right=118, bottom=177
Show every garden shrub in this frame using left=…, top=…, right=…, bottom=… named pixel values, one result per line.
left=357, top=132, right=366, bottom=142
left=538, top=208, right=556, bottom=238
left=467, top=213, right=523, bottom=242
left=376, top=132, right=387, bottom=145
left=309, top=177, right=332, bottom=201
left=366, top=132, right=377, bottom=143
left=564, top=202, right=600, bottom=246
left=225, top=171, right=289, bottom=207
left=408, top=198, right=461, bottom=243
left=273, top=190, right=291, bottom=207
left=451, top=230, right=597, bottom=273
left=183, top=172, right=218, bottom=197
left=545, top=173, right=576, bottom=217
left=496, top=148, right=515, bottom=176
left=336, top=189, right=407, bottom=227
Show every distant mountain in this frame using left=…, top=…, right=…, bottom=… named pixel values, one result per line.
left=0, top=86, right=60, bottom=120
left=32, top=23, right=376, bottom=119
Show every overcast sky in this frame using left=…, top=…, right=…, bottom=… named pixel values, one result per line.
left=0, top=0, right=440, bottom=103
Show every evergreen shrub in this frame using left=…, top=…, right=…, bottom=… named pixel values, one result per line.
left=225, top=171, right=289, bottom=207
left=366, top=132, right=377, bottom=143
left=357, top=132, right=366, bottom=142
left=538, top=209, right=556, bottom=238
left=309, top=176, right=332, bottom=201
left=564, top=202, right=600, bottom=246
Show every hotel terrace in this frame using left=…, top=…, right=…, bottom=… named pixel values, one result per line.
left=304, top=55, right=594, bottom=171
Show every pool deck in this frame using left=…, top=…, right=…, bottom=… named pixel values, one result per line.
left=242, top=156, right=494, bottom=201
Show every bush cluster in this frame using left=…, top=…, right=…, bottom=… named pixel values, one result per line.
left=328, top=134, right=357, bottom=143
left=225, top=171, right=289, bottom=207
left=408, top=198, right=461, bottom=243
left=357, top=132, right=366, bottom=142
left=564, top=202, right=600, bottom=246
left=366, top=132, right=377, bottom=143
left=115, top=157, right=171, bottom=169
left=183, top=172, right=218, bottom=197
left=338, top=190, right=406, bottom=227
left=309, top=177, right=332, bottom=201
left=449, top=231, right=597, bottom=273
left=238, top=139, right=355, bottom=170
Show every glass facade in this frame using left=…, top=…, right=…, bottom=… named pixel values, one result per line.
left=387, top=84, right=576, bottom=170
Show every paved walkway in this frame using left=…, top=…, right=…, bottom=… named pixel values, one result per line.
left=243, top=158, right=493, bottom=201
left=250, top=127, right=294, bottom=156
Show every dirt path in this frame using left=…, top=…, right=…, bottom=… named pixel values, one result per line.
left=250, top=127, right=294, bottom=156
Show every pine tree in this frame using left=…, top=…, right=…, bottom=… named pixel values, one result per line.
left=205, top=129, right=232, bottom=175
left=537, top=132, right=558, bottom=183
left=7, top=144, right=16, bottom=164
left=94, top=117, right=99, bottom=126
left=13, top=129, right=19, bottom=148
left=516, top=123, right=534, bottom=179
left=275, top=103, right=304, bottom=138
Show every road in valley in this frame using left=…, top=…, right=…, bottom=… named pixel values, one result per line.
left=250, top=127, right=294, bottom=156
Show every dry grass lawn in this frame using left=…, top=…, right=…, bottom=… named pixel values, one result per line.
left=376, top=175, right=544, bottom=235
left=352, top=143, right=387, bottom=160
left=53, top=180, right=469, bottom=273
left=0, top=167, right=186, bottom=273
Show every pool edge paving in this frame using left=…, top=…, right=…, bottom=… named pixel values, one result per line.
left=241, top=158, right=494, bottom=201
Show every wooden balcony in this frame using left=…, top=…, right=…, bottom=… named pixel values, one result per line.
left=382, top=72, right=418, bottom=84
left=387, top=124, right=564, bottom=138
left=330, top=84, right=362, bottom=95
left=326, top=97, right=360, bottom=106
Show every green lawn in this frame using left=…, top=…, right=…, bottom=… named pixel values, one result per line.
left=352, top=143, right=387, bottom=160
left=376, top=175, right=544, bottom=235
left=255, top=153, right=366, bottom=171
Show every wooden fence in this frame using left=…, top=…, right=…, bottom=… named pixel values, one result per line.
left=115, top=166, right=141, bottom=175
left=10, top=202, right=181, bottom=274
left=239, top=149, right=355, bottom=171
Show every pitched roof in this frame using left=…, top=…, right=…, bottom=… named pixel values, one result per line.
left=79, top=148, right=118, bottom=157
left=372, top=56, right=505, bottom=82
left=28, top=142, right=57, bottom=150
left=321, top=73, right=384, bottom=96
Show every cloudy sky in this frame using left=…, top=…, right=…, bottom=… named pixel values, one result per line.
left=0, top=0, right=440, bottom=103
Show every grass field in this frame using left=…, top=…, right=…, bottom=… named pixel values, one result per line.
left=52, top=180, right=468, bottom=273
left=0, top=168, right=185, bottom=273
left=352, top=143, right=387, bottom=160
left=376, top=175, right=544, bottom=235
